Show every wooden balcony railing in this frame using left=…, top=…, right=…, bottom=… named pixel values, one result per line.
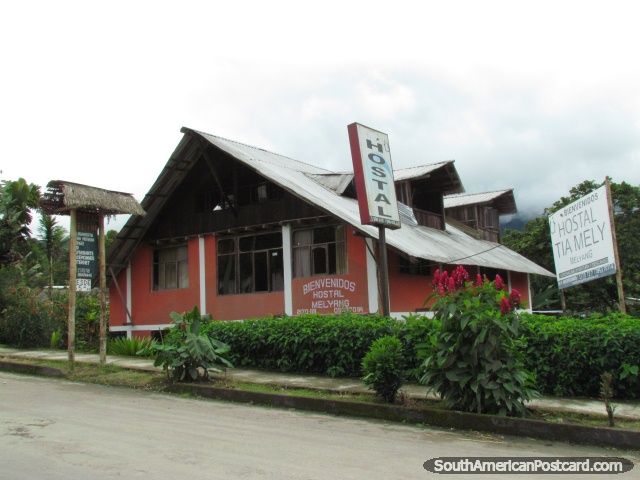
left=413, top=208, right=443, bottom=230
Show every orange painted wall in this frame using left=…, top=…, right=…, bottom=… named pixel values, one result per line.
left=134, top=242, right=201, bottom=325
left=109, top=242, right=201, bottom=327
left=509, top=271, right=531, bottom=309
left=108, top=227, right=533, bottom=330
left=387, top=251, right=436, bottom=313
left=291, top=226, right=370, bottom=315
left=387, top=262, right=531, bottom=313
left=203, top=234, right=285, bottom=320
left=109, top=269, right=127, bottom=327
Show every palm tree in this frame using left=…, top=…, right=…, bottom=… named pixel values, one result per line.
left=0, top=178, right=41, bottom=267
left=38, top=213, right=69, bottom=294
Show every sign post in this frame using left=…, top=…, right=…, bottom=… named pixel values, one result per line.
left=68, top=210, right=101, bottom=371
left=41, top=180, right=146, bottom=370
left=605, top=177, right=626, bottom=313
left=76, top=211, right=98, bottom=292
left=68, top=209, right=77, bottom=371
left=348, top=123, right=401, bottom=316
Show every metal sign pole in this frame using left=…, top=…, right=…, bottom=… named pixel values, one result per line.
left=378, top=226, right=391, bottom=317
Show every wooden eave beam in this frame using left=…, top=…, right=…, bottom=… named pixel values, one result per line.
left=198, top=140, right=238, bottom=217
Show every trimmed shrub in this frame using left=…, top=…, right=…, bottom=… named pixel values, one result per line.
left=520, top=313, right=640, bottom=399
left=202, top=312, right=397, bottom=377
left=393, top=313, right=440, bottom=382
left=362, top=335, right=404, bottom=403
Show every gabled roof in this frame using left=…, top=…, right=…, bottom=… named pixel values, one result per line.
left=107, top=128, right=554, bottom=280
left=444, top=189, right=517, bottom=215
left=394, top=162, right=464, bottom=195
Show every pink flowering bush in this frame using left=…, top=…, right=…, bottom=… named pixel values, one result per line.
left=420, top=266, right=538, bottom=416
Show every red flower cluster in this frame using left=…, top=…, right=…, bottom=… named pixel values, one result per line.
left=500, top=297, right=510, bottom=315
left=432, top=266, right=470, bottom=296
left=500, top=289, right=522, bottom=314
left=432, top=267, right=523, bottom=314
left=509, top=289, right=521, bottom=309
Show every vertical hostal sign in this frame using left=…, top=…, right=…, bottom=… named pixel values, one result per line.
left=76, top=210, right=98, bottom=291
left=347, top=123, right=401, bottom=229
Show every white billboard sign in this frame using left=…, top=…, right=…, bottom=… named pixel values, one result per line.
left=549, top=185, right=617, bottom=289
left=347, top=123, right=401, bottom=229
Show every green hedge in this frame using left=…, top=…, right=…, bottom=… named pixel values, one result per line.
left=201, top=312, right=439, bottom=378
left=202, top=312, right=639, bottom=400
left=520, top=313, right=640, bottom=399
left=202, top=313, right=394, bottom=377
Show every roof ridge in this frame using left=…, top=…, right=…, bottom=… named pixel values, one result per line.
left=190, top=128, right=334, bottom=174
left=445, top=188, right=513, bottom=198
left=394, top=160, right=454, bottom=171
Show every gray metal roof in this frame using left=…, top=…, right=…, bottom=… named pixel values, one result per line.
left=193, top=130, right=552, bottom=277
left=107, top=128, right=554, bottom=280
left=394, top=162, right=454, bottom=181
left=444, top=189, right=518, bottom=216
left=305, top=173, right=354, bottom=194
left=195, top=129, right=331, bottom=175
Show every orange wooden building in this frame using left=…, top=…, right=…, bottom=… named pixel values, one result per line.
left=107, top=127, right=553, bottom=337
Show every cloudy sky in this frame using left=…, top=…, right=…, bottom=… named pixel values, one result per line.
left=2, top=1, right=639, bottom=233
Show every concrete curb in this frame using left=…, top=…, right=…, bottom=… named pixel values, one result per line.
left=166, top=383, right=640, bottom=450
left=0, top=360, right=65, bottom=377
left=2, top=360, right=638, bottom=450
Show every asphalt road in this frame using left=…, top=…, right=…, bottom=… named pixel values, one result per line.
left=1, top=372, right=637, bottom=479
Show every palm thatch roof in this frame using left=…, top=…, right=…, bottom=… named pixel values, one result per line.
left=41, top=180, right=146, bottom=216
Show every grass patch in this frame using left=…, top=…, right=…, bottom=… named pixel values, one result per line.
left=68, top=364, right=167, bottom=390
left=225, top=381, right=376, bottom=403
left=529, top=409, right=640, bottom=431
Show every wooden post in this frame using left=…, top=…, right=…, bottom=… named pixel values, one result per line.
left=98, top=214, right=107, bottom=365
left=378, top=226, right=391, bottom=317
left=560, top=289, right=567, bottom=317
left=606, top=177, right=626, bottom=314
left=68, top=209, right=77, bottom=372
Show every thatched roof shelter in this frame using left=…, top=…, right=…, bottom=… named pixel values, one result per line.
left=41, top=180, right=146, bottom=216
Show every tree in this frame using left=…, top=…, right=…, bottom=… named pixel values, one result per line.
left=105, top=229, right=118, bottom=252
left=0, top=178, right=41, bottom=267
left=37, top=213, right=69, bottom=292
left=503, top=180, right=640, bottom=316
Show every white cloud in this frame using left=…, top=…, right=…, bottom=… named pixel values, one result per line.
left=2, top=0, right=640, bottom=234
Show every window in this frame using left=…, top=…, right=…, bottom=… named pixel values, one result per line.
left=483, top=207, right=499, bottom=229
left=395, top=181, right=412, bottom=206
left=398, top=256, right=432, bottom=276
left=237, top=182, right=283, bottom=206
left=479, top=267, right=508, bottom=285
left=153, top=245, right=189, bottom=291
left=217, top=232, right=284, bottom=295
left=293, top=225, right=347, bottom=278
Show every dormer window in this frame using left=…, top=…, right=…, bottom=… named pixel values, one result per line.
left=484, top=207, right=499, bottom=229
